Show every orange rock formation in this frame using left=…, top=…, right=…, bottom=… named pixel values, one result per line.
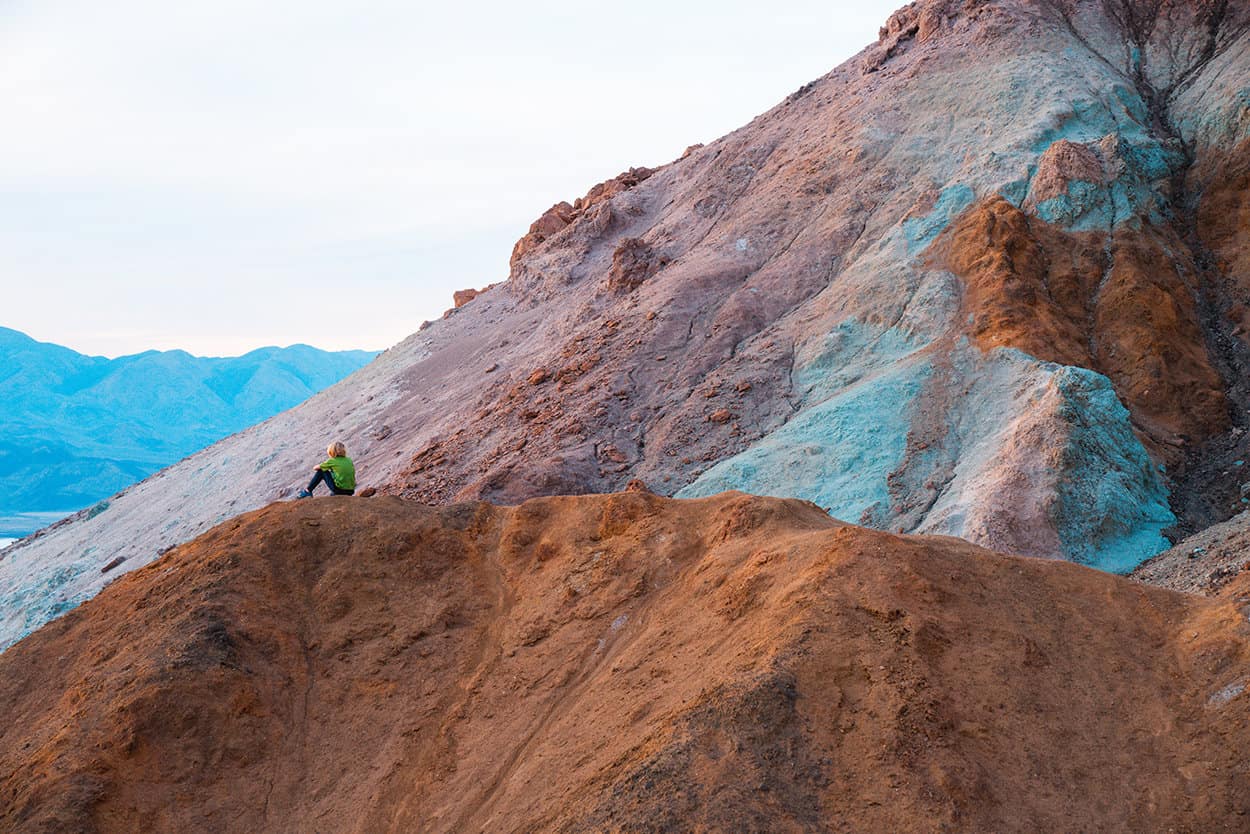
left=932, top=196, right=1229, bottom=449
left=2, top=493, right=1248, bottom=831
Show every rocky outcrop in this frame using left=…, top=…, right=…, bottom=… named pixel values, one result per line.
left=605, top=237, right=670, bottom=293
left=2, top=493, right=1249, bottom=832
left=452, top=286, right=488, bottom=307
left=508, top=200, right=577, bottom=268
left=1133, top=505, right=1250, bottom=594
left=507, top=167, right=654, bottom=276
left=931, top=195, right=1228, bottom=449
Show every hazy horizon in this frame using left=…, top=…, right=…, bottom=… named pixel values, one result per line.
left=0, top=323, right=384, bottom=359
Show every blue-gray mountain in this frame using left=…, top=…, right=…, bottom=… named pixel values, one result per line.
left=0, top=327, right=376, bottom=529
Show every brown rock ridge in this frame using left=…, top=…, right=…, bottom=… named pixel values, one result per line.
left=1195, top=139, right=1250, bottom=327
left=2, top=492, right=1249, bottom=832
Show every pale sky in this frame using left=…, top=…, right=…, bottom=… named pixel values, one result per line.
left=1, top=1, right=900, bottom=357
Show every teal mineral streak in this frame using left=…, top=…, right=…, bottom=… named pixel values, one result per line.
left=1110, top=83, right=1149, bottom=125
left=903, top=183, right=976, bottom=252
left=683, top=337, right=1174, bottom=573
left=1122, top=140, right=1185, bottom=182
left=1031, top=132, right=1185, bottom=231
left=1035, top=180, right=1112, bottom=229
left=999, top=177, right=1031, bottom=207
left=1239, top=87, right=1250, bottom=140
left=1027, top=97, right=1120, bottom=153
left=678, top=356, right=931, bottom=526
left=1047, top=366, right=1175, bottom=573
left=1015, top=84, right=1193, bottom=231
left=794, top=318, right=927, bottom=403
left=0, top=559, right=91, bottom=650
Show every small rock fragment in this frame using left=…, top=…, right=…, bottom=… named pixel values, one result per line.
left=601, top=445, right=629, bottom=464
left=453, top=287, right=483, bottom=307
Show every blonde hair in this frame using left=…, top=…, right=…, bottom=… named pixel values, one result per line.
left=327, top=441, right=347, bottom=458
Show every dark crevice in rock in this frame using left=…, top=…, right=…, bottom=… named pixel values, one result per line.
left=1039, top=1, right=1250, bottom=539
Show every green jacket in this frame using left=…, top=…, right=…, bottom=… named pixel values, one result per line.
left=318, top=456, right=356, bottom=491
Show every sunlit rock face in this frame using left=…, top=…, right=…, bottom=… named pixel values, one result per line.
left=4, top=0, right=1250, bottom=647
left=5, top=493, right=1250, bottom=832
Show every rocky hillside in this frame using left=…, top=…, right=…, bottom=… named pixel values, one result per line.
left=0, top=327, right=375, bottom=521
left=1, top=491, right=1247, bottom=832
left=2, top=0, right=1249, bottom=647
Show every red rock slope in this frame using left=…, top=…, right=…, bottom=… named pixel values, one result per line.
left=2, top=492, right=1248, bottom=832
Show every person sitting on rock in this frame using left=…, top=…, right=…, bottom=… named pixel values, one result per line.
left=297, top=441, right=356, bottom=497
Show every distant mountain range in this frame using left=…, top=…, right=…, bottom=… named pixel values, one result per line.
left=0, top=327, right=376, bottom=527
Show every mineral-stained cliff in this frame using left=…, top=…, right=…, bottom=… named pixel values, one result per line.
left=3, top=0, right=1250, bottom=646
left=1, top=492, right=1248, bottom=832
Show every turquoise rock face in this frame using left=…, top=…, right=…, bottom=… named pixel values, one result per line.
left=793, top=318, right=929, bottom=404
left=1011, top=78, right=1191, bottom=232
left=1000, top=177, right=1031, bottom=207
left=1026, top=95, right=1124, bottom=155
left=0, top=560, right=90, bottom=648
left=1046, top=365, right=1176, bottom=573
left=1034, top=179, right=1114, bottom=229
left=681, top=320, right=1176, bottom=573
left=679, top=352, right=932, bottom=527
left=1028, top=134, right=1187, bottom=232
left=903, top=183, right=977, bottom=252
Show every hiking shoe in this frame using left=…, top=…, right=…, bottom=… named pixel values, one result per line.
left=297, top=489, right=312, bottom=499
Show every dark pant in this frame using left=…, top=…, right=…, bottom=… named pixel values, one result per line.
left=307, top=469, right=354, bottom=496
